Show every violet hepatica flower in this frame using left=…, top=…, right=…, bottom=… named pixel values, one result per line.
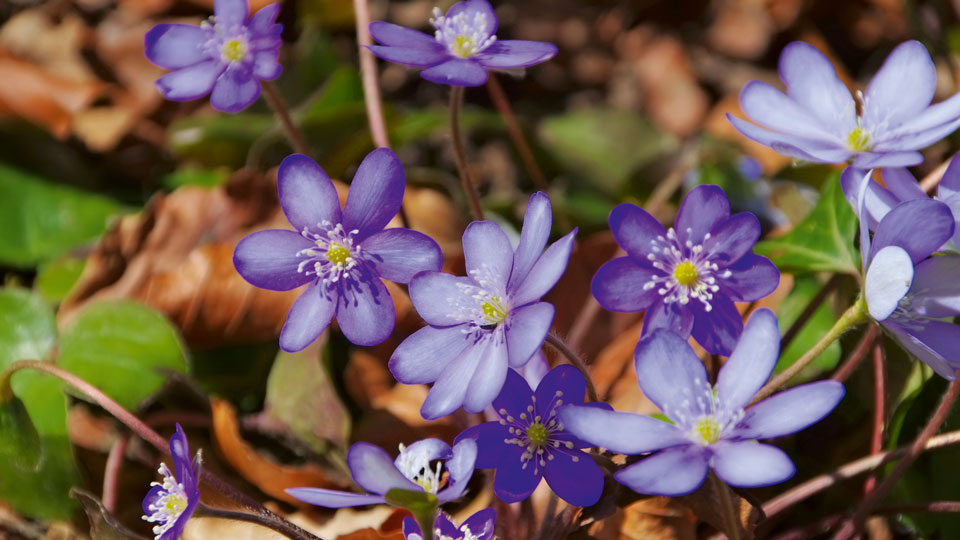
left=854, top=172, right=960, bottom=379
left=402, top=508, right=496, bottom=540
left=145, top=0, right=282, bottom=113
left=559, top=309, right=845, bottom=496
left=286, top=439, right=477, bottom=508
left=728, top=41, right=960, bottom=168
left=142, top=424, right=200, bottom=540
left=592, top=185, right=779, bottom=356
left=456, top=366, right=605, bottom=506
left=390, top=192, right=576, bottom=420
left=367, top=0, right=557, bottom=87
left=233, top=149, right=442, bottom=351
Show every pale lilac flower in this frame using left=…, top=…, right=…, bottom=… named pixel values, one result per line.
left=592, top=185, right=779, bottom=356
left=367, top=0, right=557, bottom=87
left=144, top=0, right=282, bottom=113
left=389, top=192, right=576, bottom=420
left=728, top=41, right=960, bottom=168
left=286, top=439, right=477, bottom=508
left=559, top=309, right=844, bottom=496
left=142, top=424, right=200, bottom=540
left=402, top=509, right=496, bottom=540
left=233, top=150, right=442, bottom=350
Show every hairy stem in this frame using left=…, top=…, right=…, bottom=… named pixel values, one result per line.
left=449, top=85, right=484, bottom=221
left=352, top=0, right=390, bottom=150
left=545, top=333, right=599, bottom=402
left=195, top=504, right=321, bottom=540
left=262, top=81, right=311, bottom=157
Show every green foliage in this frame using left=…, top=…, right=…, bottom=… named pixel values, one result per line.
left=755, top=173, right=860, bottom=275
left=163, top=167, right=230, bottom=189
left=58, top=300, right=188, bottom=410
left=0, top=165, right=120, bottom=267
left=773, top=276, right=842, bottom=380
left=35, top=256, right=85, bottom=303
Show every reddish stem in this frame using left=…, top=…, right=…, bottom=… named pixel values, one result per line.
left=102, top=435, right=130, bottom=514
left=864, top=342, right=885, bottom=495
left=352, top=0, right=390, bottom=150
left=831, top=325, right=880, bottom=382
left=485, top=74, right=549, bottom=191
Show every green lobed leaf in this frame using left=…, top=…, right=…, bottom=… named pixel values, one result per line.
left=35, top=255, right=85, bottom=304
left=0, top=165, right=120, bottom=267
left=773, top=276, right=842, bottom=381
left=58, top=300, right=188, bottom=411
left=755, top=172, right=860, bottom=275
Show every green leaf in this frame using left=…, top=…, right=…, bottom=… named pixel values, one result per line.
left=539, top=107, right=678, bottom=194
left=163, top=167, right=230, bottom=189
left=0, top=395, right=42, bottom=471
left=755, top=172, right=860, bottom=275
left=0, top=165, right=121, bottom=267
left=773, top=276, right=842, bottom=381
left=0, top=288, right=79, bottom=519
left=58, top=300, right=188, bottom=410
left=35, top=255, right=85, bottom=303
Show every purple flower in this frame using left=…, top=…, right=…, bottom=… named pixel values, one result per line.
left=142, top=424, right=200, bottom=540
left=728, top=41, right=960, bottom=168
left=144, top=0, right=282, bottom=113
left=854, top=172, right=960, bottom=379
left=559, top=309, right=845, bottom=496
left=592, top=185, right=779, bottom=356
left=389, top=192, right=576, bottom=420
left=402, top=508, right=496, bottom=540
left=367, top=0, right=557, bottom=87
left=456, top=366, right=605, bottom=506
left=286, top=439, right=477, bottom=508
left=233, top=149, right=442, bottom=351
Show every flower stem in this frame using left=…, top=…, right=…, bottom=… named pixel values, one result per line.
left=864, top=341, right=885, bottom=495
left=711, top=472, right=741, bottom=540
left=485, top=74, right=548, bottom=191
left=831, top=374, right=960, bottom=540
left=752, top=298, right=868, bottom=404
left=102, top=435, right=129, bottom=514
left=195, top=503, right=321, bottom=540
left=262, top=81, right=311, bottom=157
left=353, top=0, right=390, bottom=149
left=535, top=493, right=560, bottom=540
left=780, top=274, right=843, bottom=351
left=831, top=325, right=880, bottom=382
left=545, top=333, right=599, bottom=402
left=449, top=86, right=484, bottom=221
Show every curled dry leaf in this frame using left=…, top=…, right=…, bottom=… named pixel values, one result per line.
left=210, top=398, right=349, bottom=505
left=619, top=497, right=696, bottom=540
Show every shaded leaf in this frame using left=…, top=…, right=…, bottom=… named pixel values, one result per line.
left=72, top=489, right=150, bottom=540
left=36, top=255, right=85, bottom=304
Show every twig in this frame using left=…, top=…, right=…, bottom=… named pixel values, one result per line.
left=864, top=342, right=885, bottom=495
left=485, top=74, right=548, bottom=191
left=831, top=374, right=960, bottom=540
left=769, top=501, right=960, bottom=540
left=545, top=333, right=599, bottom=402
left=831, top=325, right=881, bottom=382
left=781, top=274, right=842, bottom=351
left=450, top=86, right=484, bottom=220
left=262, top=81, right=311, bottom=157
left=352, top=0, right=390, bottom=150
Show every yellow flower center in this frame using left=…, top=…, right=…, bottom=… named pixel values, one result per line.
left=164, top=493, right=186, bottom=514
left=526, top=422, right=549, bottom=447
left=480, top=296, right=508, bottom=325
left=452, top=35, right=475, bottom=57
left=221, top=39, right=248, bottom=63
left=325, top=243, right=351, bottom=265
left=692, top=416, right=722, bottom=445
left=673, top=260, right=699, bottom=287
left=847, top=126, right=871, bottom=152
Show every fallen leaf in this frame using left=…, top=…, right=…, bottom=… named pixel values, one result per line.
left=676, top=474, right=761, bottom=540
left=619, top=497, right=696, bottom=540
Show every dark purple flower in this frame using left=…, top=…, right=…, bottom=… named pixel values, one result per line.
left=144, top=0, right=282, bottom=113
left=456, top=366, right=604, bottom=506
left=728, top=41, right=960, bottom=168
left=389, top=192, right=576, bottom=420
left=286, top=438, right=477, bottom=508
left=233, top=149, right=442, bottom=351
left=592, top=185, right=779, bottom=356
left=402, top=508, right=496, bottom=540
left=367, top=0, right=557, bottom=87
left=142, top=424, right=200, bottom=540
left=853, top=171, right=960, bottom=379
left=559, top=309, right=845, bottom=496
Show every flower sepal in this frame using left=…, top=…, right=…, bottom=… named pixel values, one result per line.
left=386, top=489, right=439, bottom=540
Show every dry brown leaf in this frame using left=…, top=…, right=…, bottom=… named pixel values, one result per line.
left=354, top=383, right=461, bottom=451
left=676, top=475, right=761, bottom=540
left=184, top=515, right=284, bottom=540
left=210, top=398, right=348, bottom=505
left=619, top=497, right=696, bottom=540
left=707, top=0, right=774, bottom=59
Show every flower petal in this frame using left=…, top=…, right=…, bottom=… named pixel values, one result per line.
left=938, top=155, right=960, bottom=201
left=336, top=277, right=396, bottom=346
left=715, top=308, right=780, bottom=411
left=464, top=338, right=509, bottom=413
left=421, top=338, right=488, bottom=420
left=675, top=185, right=731, bottom=246
left=881, top=93, right=960, bottom=144
left=739, top=80, right=843, bottom=141
left=492, top=445, right=541, bottom=503
left=492, top=366, right=534, bottom=414
left=642, top=301, right=695, bottom=339
left=343, top=148, right=406, bottom=241
left=233, top=229, right=314, bottom=291
left=721, top=254, right=780, bottom=302
left=463, top=221, right=513, bottom=294
left=535, top=365, right=586, bottom=411
left=210, top=64, right=261, bottom=113
left=608, top=203, right=667, bottom=262
left=156, top=61, right=223, bottom=101
left=421, top=58, right=489, bottom=87
left=863, top=41, right=936, bottom=130
left=285, top=488, right=385, bottom=508
left=911, top=255, right=960, bottom=317
left=865, top=246, right=914, bottom=320
left=883, top=167, right=926, bottom=202
left=509, top=192, right=552, bottom=290
left=409, top=271, right=476, bottom=326
left=390, top=326, right=470, bottom=384
left=142, top=485, right=164, bottom=515
left=456, top=421, right=509, bottom=469
left=252, top=49, right=282, bottom=80
left=704, top=212, right=761, bottom=264
left=144, top=24, right=210, bottom=70
left=369, top=21, right=441, bottom=49
left=884, top=321, right=957, bottom=379
left=170, top=424, right=193, bottom=482
left=543, top=449, right=603, bottom=506
left=277, top=154, right=342, bottom=233
left=711, top=442, right=795, bottom=488
left=349, top=442, right=420, bottom=495
left=461, top=508, right=497, bottom=540
left=446, top=0, right=497, bottom=37
left=558, top=405, right=688, bottom=454
left=249, top=3, right=281, bottom=34
left=851, top=151, right=925, bottom=168
left=215, top=0, right=248, bottom=28
left=841, top=167, right=900, bottom=228
left=476, top=40, right=558, bottom=69
left=511, top=229, right=576, bottom=306
left=279, top=283, right=336, bottom=352
left=505, top=302, right=553, bottom=368
left=635, top=329, right=711, bottom=419
left=731, top=381, right=845, bottom=440
left=437, top=438, right=477, bottom=502
left=778, top=41, right=857, bottom=134
left=366, top=45, right=449, bottom=67
left=361, top=228, right=442, bottom=284
left=689, top=295, right=743, bottom=356
left=614, top=445, right=709, bottom=497
left=871, top=199, right=954, bottom=264
left=591, top=257, right=661, bottom=312
left=403, top=517, right=423, bottom=540
left=726, top=115, right=852, bottom=163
